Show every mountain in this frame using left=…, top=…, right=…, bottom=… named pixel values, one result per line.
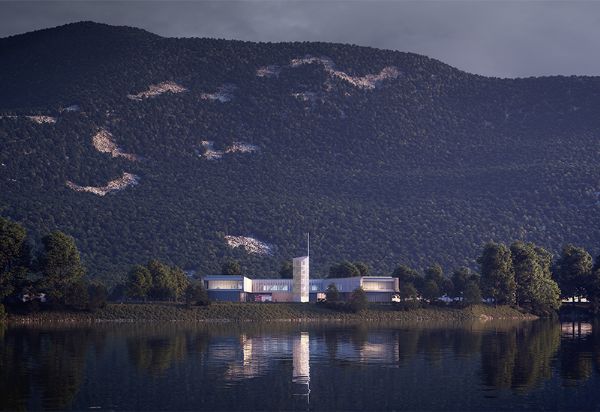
left=1, top=21, right=600, bottom=284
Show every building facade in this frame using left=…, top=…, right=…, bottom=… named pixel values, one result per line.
left=204, top=274, right=399, bottom=303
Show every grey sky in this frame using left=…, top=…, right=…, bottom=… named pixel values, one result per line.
left=1, top=1, right=599, bottom=78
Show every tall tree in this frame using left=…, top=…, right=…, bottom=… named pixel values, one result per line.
left=450, top=267, right=479, bottom=300
left=354, top=262, right=369, bottom=276
left=425, top=264, right=444, bottom=285
left=510, top=242, right=560, bottom=313
left=392, top=264, right=424, bottom=292
left=463, top=281, right=482, bottom=306
left=127, top=264, right=153, bottom=300
left=587, top=268, right=600, bottom=314
left=425, top=263, right=452, bottom=297
left=38, top=231, right=85, bottom=304
left=422, top=280, right=441, bottom=303
left=478, top=242, right=516, bottom=305
left=554, top=244, right=592, bottom=302
left=170, top=266, right=190, bottom=302
left=399, top=282, right=419, bottom=308
left=0, top=217, right=29, bottom=302
left=147, top=260, right=176, bottom=300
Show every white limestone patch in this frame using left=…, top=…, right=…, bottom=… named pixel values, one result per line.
left=225, top=142, right=259, bottom=154
left=0, top=115, right=57, bottom=124
left=199, top=140, right=258, bottom=160
left=224, top=235, right=273, bottom=256
left=127, top=81, right=187, bottom=100
left=200, top=84, right=236, bottom=102
left=199, top=140, right=224, bottom=160
left=27, top=115, right=57, bottom=124
left=256, top=65, right=281, bottom=78
left=92, top=129, right=140, bottom=161
left=66, top=172, right=139, bottom=196
left=286, top=56, right=400, bottom=90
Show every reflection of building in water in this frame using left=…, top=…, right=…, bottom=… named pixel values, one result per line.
left=292, top=332, right=310, bottom=398
left=332, top=335, right=400, bottom=364
left=561, top=322, right=593, bottom=338
left=220, top=330, right=396, bottom=395
left=224, top=334, right=291, bottom=381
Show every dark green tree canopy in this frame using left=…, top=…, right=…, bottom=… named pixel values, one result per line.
left=349, top=286, right=368, bottom=313
left=222, top=260, right=242, bottom=276
left=354, top=262, right=369, bottom=276
left=38, top=231, right=85, bottom=302
left=478, top=242, right=516, bottom=305
left=510, top=241, right=560, bottom=313
left=325, top=283, right=340, bottom=302
left=554, top=244, right=593, bottom=300
left=450, top=267, right=479, bottom=299
left=127, top=264, right=153, bottom=300
left=0, top=217, right=29, bottom=301
left=279, top=260, right=293, bottom=279
left=329, top=261, right=360, bottom=278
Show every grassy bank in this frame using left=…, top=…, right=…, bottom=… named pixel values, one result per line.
left=7, top=302, right=537, bottom=324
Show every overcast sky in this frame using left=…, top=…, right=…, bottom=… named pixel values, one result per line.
left=1, top=1, right=600, bottom=78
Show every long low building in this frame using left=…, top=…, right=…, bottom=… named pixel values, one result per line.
left=203, top=275, right=399, bottom=303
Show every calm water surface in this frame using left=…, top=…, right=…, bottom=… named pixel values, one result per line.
left=1, top=320, right=600, bottom=411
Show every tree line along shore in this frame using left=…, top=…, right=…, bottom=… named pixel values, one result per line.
left=1, top=216, right=600, bottom=322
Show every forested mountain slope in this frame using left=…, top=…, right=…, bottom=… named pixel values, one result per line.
left=1, top=22, right=600, bottom=284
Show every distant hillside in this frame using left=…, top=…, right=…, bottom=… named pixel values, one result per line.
left=1, top=21, right=600, bottom=284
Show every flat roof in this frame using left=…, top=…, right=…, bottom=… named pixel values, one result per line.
left=203, top=275, right=395, bottom=281
left=203, top=275, right=248, bottom=281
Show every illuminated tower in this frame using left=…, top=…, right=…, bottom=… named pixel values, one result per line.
left=292, top=233, right=310, bottom=303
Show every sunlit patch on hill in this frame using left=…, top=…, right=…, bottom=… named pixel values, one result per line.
left=26, top=115, right=57, bottom=124
left=224, top=235, right=273, bottom=256
left=66, top=172, right=139, bottom=196
left=198, top=140, right=258, bottom=160
left=256, top=65, right=281, bottom=78
left=92, top=128, right=140, bottom=161
left=0, top=115, right=57, bottom=124
left=274, top=56, right=401, bottom=90
left=127, top=81, right=187, bottom=100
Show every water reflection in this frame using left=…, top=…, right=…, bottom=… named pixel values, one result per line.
left=0, top=326, right=107, bottom=410
left=292, top=332, right=310, bottom=399
left=2, top=320, right=600, bottom=410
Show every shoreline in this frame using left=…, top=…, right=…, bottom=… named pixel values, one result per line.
left=6, top=302, right=538, bottom=324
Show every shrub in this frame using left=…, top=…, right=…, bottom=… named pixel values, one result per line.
left=325, top=283, right=340, bottom=302
left=88, top=284, right=108, bottom=312
left=464, top=281, right=482, bottom=306
left=63, top=282, right=89, bottom=311
left=349, top=287, right=368, bottom=313
left=185, top=283, right=211, bottom=308
left=0, top=304, right=6, bottom=322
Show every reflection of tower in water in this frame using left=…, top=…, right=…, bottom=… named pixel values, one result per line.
left=292, top=332, right=310, bottom=401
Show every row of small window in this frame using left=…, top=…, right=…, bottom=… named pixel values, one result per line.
left=261, top=285, right=289, bottom=291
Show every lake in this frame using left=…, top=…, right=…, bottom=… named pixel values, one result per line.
left=1, top=320, right=600, bottom=411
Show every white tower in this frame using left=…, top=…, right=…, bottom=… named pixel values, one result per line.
left=292, top=234, right=310, bottom=303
